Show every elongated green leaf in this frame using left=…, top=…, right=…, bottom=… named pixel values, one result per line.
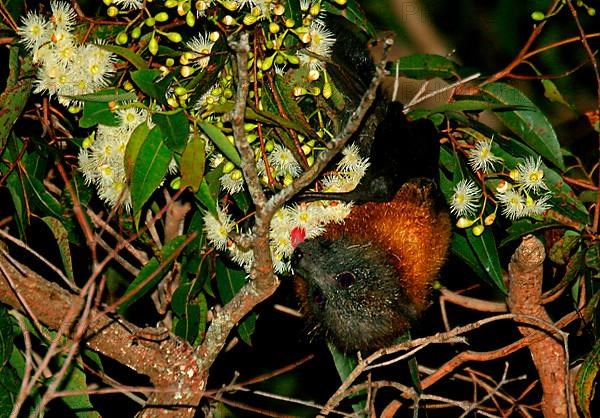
left=22, top=172, right=62, bottom=219
left=500, top=219, right=561, bottom=247
left=195, top=179, right=217, bottom=215
left=69, top=89, right=137, bottom=103
left=0, top=47, right=32, bottom=149
left=124, top=122, right=151, bottom=178
left=97, top=44, right=148, bottom=70
left=129, top=126, right=173, bottom=217
left=482, top=82, right=564, bottom=170
left=575, top=338, right=600, bottom=418
left=467, top=228, right=506, bottom=293
left=80, top=101, right=119, bottom=128
left=215, top=259, right=256, bottom=345
left=59, top=357, right=100, bottom=418
left=323, top=0, right=376, bottom=36
left=119, top=236, right=188, bottom=312
left=180, top=133, right=206, bottom=192
left=390, top=54, right=458, bottom=79
left=131, top=69, right=162, bottom=99
left=199, top=122, right=241, bottom=166
left=153, top=110, right=189, bottom=153
left=0, top=307, right=14, bottom=368
left=41, top=217, right=74, bottom=283
left=451, top=233, right=488, bottom=281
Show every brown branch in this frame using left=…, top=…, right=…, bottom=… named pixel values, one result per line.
left=0, top=252, right=204, bottom=417
left=507, top=235, right=572, bottom=418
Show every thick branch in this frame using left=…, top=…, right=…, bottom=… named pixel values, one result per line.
left=507, top=235, right=571, bottom=418
left=0, top=253, right=204, bottom=417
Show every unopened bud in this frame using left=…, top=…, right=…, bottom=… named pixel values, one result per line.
left=472, top=224, right=485, bottom=236
left=456, top=217, right=476, bottom=228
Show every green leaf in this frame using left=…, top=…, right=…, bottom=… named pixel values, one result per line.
left=451, top=233, right=489, bottom=281
left=575, top=338, right=600, bottom=418
left=41, top=217, right=75, bottom=283
left=153, top=109, right=189, bottom=153
left=0, top=364, right=19, bottom=417
left=58, top=357, right=100, bottom=418
left=97, top=44, right=148, bottom=70
left=128, top=126, right=173, bottom=218
left=22, top=171, right=62, bottom=219
left=408, top=100, right=522, bottom=118
left=390, top=54, right=459, bottom=79
left=215, top=259, right=256, bottom=345
left=0, top=47, right=32, bottom=149
left=180, top=132, right=206, bottom=192
left=194, top=179, right=218, bottom=216
left=327, top=342, right=366, bottom=415
left=80, top=101, right=119, bottom=128
left=467, top=228, right=506, bottom=293
left=119, top=235, right=188, bottom=312
left=131, top=69, right=163, bottom=99
left=481, top=82, right=565, bottom=170
left=500, top=219, right=562, bottom=247
left=0, top=307, right=14, bottom=368
left=124, top=122, right=151, bottom=178
left=199, top=122, right=241, bottom=167
left=68, top=89, right=137, bottom=103
left=323, top=0, right=376, bottom=37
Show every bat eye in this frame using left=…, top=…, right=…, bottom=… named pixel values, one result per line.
left=336, top=271, right=356, bottom=288
left=312, top=289, right=326, bottom=308
left=291, top=248, right=303, bottom=266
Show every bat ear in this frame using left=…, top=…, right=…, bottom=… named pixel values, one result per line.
left=370, top=101, right=440, bottom=184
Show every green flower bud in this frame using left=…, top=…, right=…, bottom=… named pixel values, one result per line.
left=284, top=18, right=295, bottom=28
left=107, top=6, right=119, bottom=17
left=145, top=17, right=156, bottom=27
left=322, top=82, right=332, bottom=99
left=223, top=88, right=233, bottom=99
left=167, top=97, right=179, bottom=108
left=167, top=32, right=182, bottom=43
left=170, top=177, right=181, bottom=190
left=261, top=54, right=275, bottom=71
left=456, top=217, right=476, bottom=228
left=103, top=0, right=112, bottom=6
left=165, top=0, right=178, bottom=7
left=309, top=2, right=321, bottom=16
left=265, top=140, right=274, bottom=152
left=333, top=0, right=346, bottom=5
left=148, top=36, right=159, bottom=55
left=131, top=26, right=142, bottom=39
left=243, top=14, right=257, bottom=26
left=531, top=11, right=545, bottom=21
left=186, top=11, right=196, bottom=27
left=286, top=54, right=300, bottom=65
left=175, top=86, right=187, bottom=96
left=116, top=31, right=128, bottom=45
left=221, top=1, right=239, bottom=11
left=155, top=12, right=169, bottom=22
left=231, top=169, right=243, bottom=181
left=269, top=22, right=280, bottom=33
left=165, top=57, right=175, bottom=66
left=472, top=224, right=485, bottom=236
left=223, top=161, right=235, bottom=174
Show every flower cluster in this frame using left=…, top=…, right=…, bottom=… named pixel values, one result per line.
left=204, top=144, right=368, bottom=273
left=78, top=108, right=150, bottom=209
left=450, top=146, right=552, bottom=235
left=18, top=1, right=115, bottom=108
